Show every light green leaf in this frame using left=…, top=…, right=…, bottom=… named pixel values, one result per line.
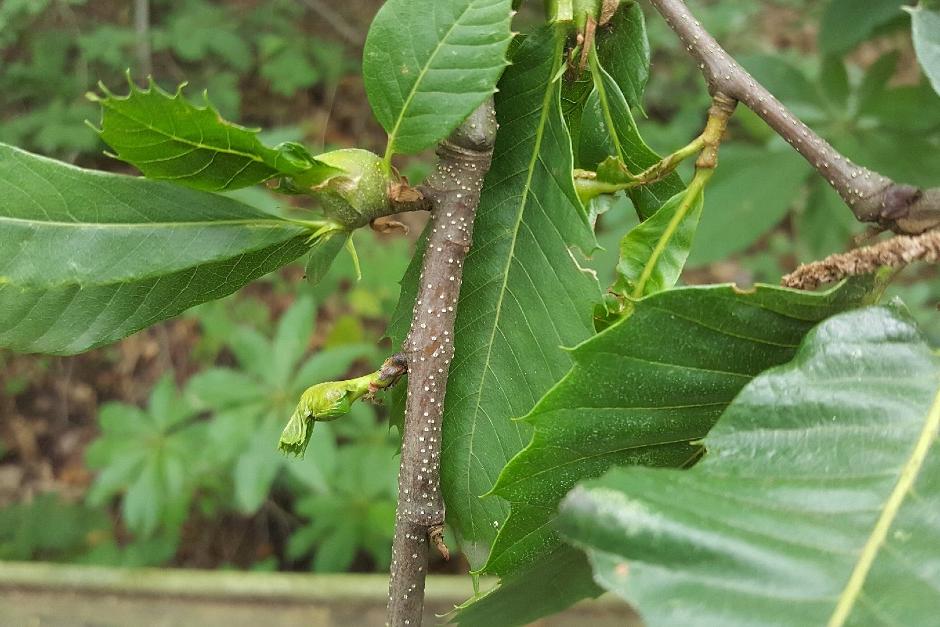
left=86, top=378, right=205, bottom=537
left=615, top=182, right=704, bottom=298
left=362, top=0, right=513, bottom=158
left=796, top=179, right=861, bottom=262
left=422, top=25, right=600, bottom=570
left=313, top=525, right=358, bottom=572
left=688, top=145, right=811, bottom=266
left=820, top=0, right=907, bottom=55
left=234, top=419, right=285, bottom=513
left=909, top=2, right=940, bottom=96
left=0, top=144, right=314, bottom=355
left=272, top=295, right=316, bottom=383
left=186, top=368, right=267, bottom=412
left=559, top=304, right=940, bottom=627
left=91, top=79, right=340, bottom=191
left=484, top=280, right=872, bottom=580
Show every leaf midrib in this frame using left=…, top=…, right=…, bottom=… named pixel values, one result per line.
left=103, top=102, right=286, bottom=173
left=382, top=1, right=475, bottom=161
left=463, top=35, right=564, bottom=540
left=0, top=215, right=298, bottom=230
left=1, top=232, right=308, bottom=290
left=827, top=380, right=940, bottom=627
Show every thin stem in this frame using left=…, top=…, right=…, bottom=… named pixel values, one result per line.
left=133, top=0, right=152, bottom=77
left=646, top=0, right=940, bottom=236
left=387, top=100, right=497, bottom=627
left=573, top=133, right=705, bottom=202
left=302, top=0, right=362, bottom=47
left=631, top=94, right=734, bottom=297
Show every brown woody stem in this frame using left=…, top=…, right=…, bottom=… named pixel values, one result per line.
left=386, top=100, right=497, bottom=627
left=647, top=0, right=940, bottom=235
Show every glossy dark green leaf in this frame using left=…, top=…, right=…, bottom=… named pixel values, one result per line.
left=91, top=79, right=340, bottom=191
left=580, top=64, right=684, bottom=219
left=559, top=304, right=940, bottom=627
left=596, top=1, right=650, bottom=111
left=438, top=25, right=600, bottom=570
left=0, top=143, right=313, bottom=354
left=362, top=0, right=513, bottom=157
left=909, top=2, right=940, bottom=96
left=483, top=280, right=872, bottom=578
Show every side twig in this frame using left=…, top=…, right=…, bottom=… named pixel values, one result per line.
left=387, top=100, right=497, bottom=627
left=647, top=0, right=940, bottom=236
left=782, top=230, right=940, bottom=290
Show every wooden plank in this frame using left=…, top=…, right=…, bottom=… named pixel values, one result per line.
left=0, top=561, right=636, bottom=626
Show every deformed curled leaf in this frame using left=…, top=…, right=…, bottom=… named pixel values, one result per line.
left=614, top=177, right=705, bottom=298
left=89, top=77, right=341, bottom=191
left=279, top=380, right=360, bottom=457
left=280, top=356, right=407, bottom=457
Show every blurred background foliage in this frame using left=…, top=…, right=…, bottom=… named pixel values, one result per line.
left=0, top=0, right=937, bottom=575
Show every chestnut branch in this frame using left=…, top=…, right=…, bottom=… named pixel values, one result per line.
left=647, top=0, right=940, bottom=236
left=386, top=100, right=497, bottom=627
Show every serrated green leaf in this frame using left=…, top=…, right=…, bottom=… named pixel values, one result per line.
left=0, top=144, right=315, bottom=355
left=580, top=60, right=684, bottom=219
left=483, top=280, right=872, bottom=580
left=438, top=25, right=600, bottom=570
left=615, top=181, right=704, bottom=297
left=362, top=0, right=513, bottom=158
left=558, top=304, right=940, bottom=627
left=909, top=2, right=940, bottom=96
left=91, top=79, right=340, bottom=191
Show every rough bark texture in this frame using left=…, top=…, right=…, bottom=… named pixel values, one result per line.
left=648, top=0, right=940, bottom=236
left=782, top=230, right=940, bottom=290
left=386, top=100, right=497, bottom=627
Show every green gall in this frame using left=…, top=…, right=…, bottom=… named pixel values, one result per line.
left=279, top=355, right=408, bottom=458
left=278, top=378, right=367, bottom=457
left=303, top=148, right=392, bottom=229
